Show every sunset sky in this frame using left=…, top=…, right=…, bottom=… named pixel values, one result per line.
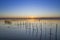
left=0, top=0, right=60, bottom=17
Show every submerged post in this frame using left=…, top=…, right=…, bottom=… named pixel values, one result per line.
left=50, top=28, right=52, bottom=40
left=40, top=23, right=42, bottom=40
left=49, top=24, right=52, bottom=40
left=55, top=24, right=58, bottom=40
left=45, top=23, right=46, bottom=40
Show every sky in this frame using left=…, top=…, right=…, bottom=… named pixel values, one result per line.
left=0, top=0, right=60, bottom=17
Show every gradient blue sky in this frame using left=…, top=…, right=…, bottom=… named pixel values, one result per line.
left=0, top=0, right=60, bottom=17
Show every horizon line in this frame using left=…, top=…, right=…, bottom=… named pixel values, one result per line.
left=0, top=17, right=60, bottom=20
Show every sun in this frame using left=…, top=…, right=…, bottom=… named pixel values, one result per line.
left=28, top=16, right=36, bottom=18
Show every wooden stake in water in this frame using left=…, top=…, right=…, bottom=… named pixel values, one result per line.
left=36, top=24, right=38, bottom=39
left=40, top=23, right=42, bottom=40
left=50, top=27, right=52, bottom=40
left=55, top=24, right=58, bottom=40
left=32, top=23, right=34, bottom=38
left=45, top=23, right=46, bottom=40
left=49, top=23, right=53, bottom=40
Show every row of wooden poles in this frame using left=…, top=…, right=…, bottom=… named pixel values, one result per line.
left=19, top=23, right=58, bottom=40
left=4, top=20, right=58, bottom=40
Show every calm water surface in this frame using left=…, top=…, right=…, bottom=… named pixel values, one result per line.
left=0, top=19, right=60, bottom=40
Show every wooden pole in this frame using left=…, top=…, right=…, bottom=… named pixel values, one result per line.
left=40, top=23, right=42, bottom=40
left=55, top=24, right=58, bottom=40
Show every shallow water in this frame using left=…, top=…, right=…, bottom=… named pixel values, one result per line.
left=0, top=19, right=60, bottom=40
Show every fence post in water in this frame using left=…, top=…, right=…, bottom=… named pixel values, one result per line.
left=25, top=23, right=27, bottom=34
left=55, top=24, right=58, bottom=40
left=49, top=23, right=53, bottom=40
left=50, top=27, right=52, bottom=40
left=45, top=23, right=46, bottom=40
left=32, top=23, right=34, bottom=38
left=36, top=23, right=38, bottom=39
left=40, top=23, right=42, bottom=40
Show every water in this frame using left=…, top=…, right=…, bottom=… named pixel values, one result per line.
left=0, top=19, right=60, bottom=40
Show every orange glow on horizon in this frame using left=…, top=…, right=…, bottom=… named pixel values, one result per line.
left=0, top=16, right=60, bottom=18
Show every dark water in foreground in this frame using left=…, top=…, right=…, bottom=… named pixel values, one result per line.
left=0, top=19, right=60, bottom=40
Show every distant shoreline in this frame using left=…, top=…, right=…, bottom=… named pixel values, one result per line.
left=0, top=17, right=60, bottom=20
